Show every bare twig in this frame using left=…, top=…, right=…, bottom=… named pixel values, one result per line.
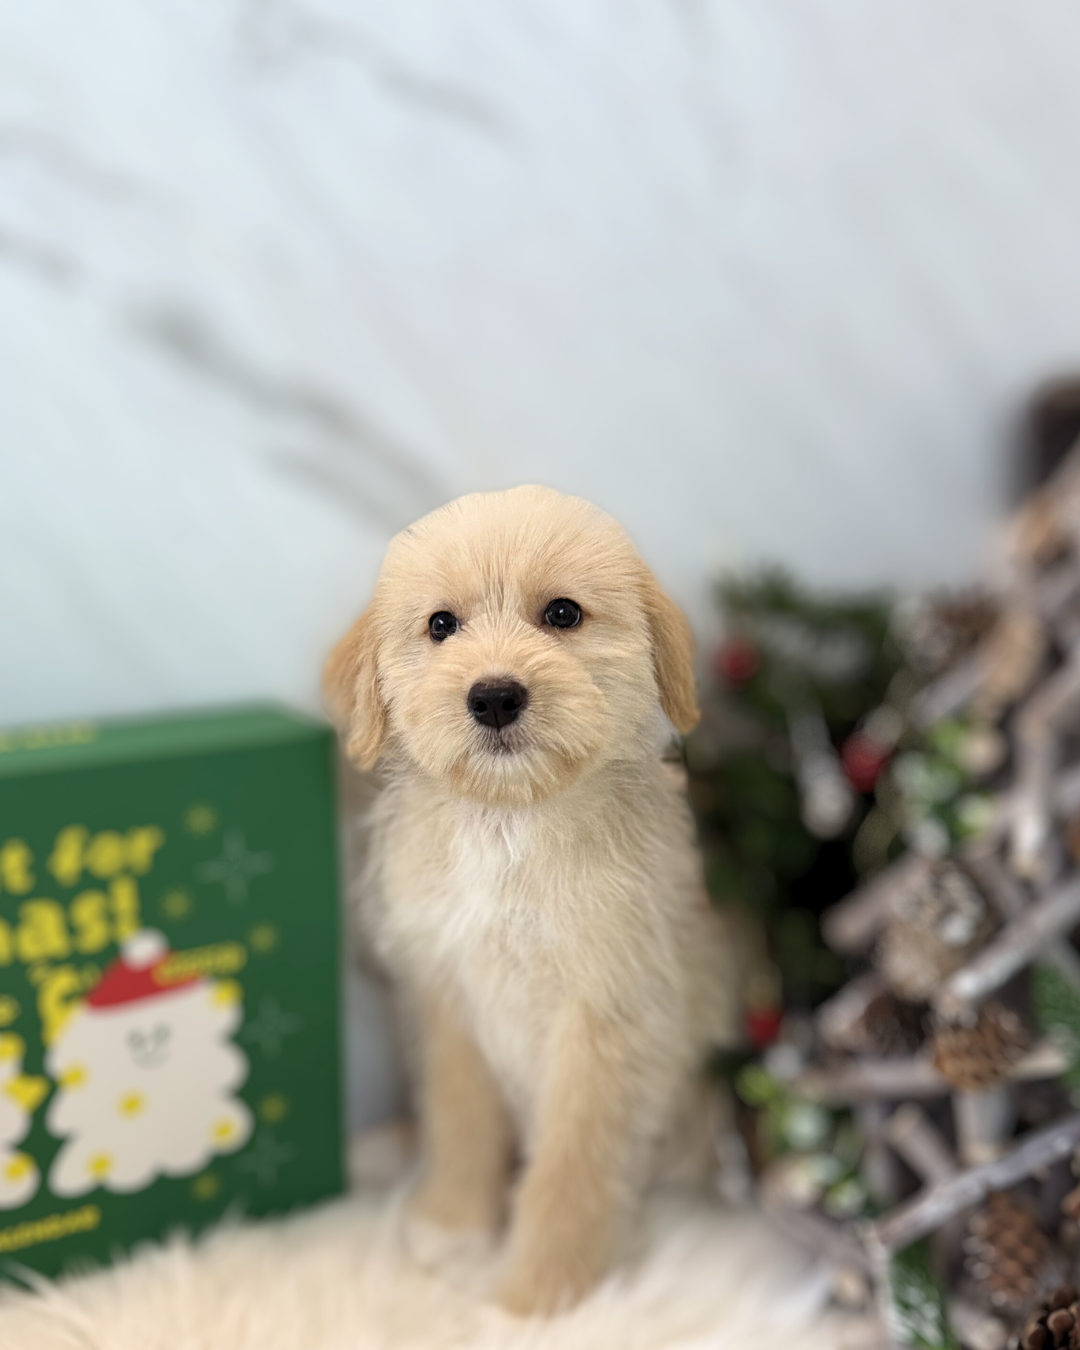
left=822, top=855, right=930, bottom=955
left=968, top=765, right=1080, bottom=855
left=863, top=1230, right=901, bottom=1350
left=970, top=608, right=1047, bottom=725
left=762, top=1205, right=873, bottom=1273
left=797, top=1056, right=946, bottom=1104
left=1013, top=1039, right=1072, bottom=1078
left=1010, top=658, right=1080, bottom=878
left=963, top=852, right=1027, bottom=920
left=816, top=972, right=887, bottom=1051
left=911, top=652, right=987, bottom=729
left=934, top=876, right=1080, bottom=1018
left=963, top=851, right=1080, bottom=987
left=947, top=1298, right=1008, bottom=1350
left=882, top=1103, right=958, bottom=1185
left=1032, top=557, right=1080, bottom=625
left=1057, top=762, right=1080, bottom=818
left=796, top=1042, right=1065, bottom=1105
left=952, top=1085, right=1015, bottom=1167
left=869, top=1114, right=1080, bottom=1252
left=860, top=1101, right=903, bottom=1205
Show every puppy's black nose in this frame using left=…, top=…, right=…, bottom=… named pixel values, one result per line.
left=468, top=681, right=528, bottom=730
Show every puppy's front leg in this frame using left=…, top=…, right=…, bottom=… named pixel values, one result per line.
left=405, top=988, right=512, bottom=1269
left=497, top=1003, right=635, bottom=1316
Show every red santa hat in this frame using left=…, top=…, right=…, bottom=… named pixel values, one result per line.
left=86, top=929, right=199, bottom=1008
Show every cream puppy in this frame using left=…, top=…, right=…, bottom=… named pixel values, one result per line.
left=325, top=486, right=734, bottom=1315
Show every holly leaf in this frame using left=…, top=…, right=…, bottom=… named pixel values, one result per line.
left=734, top=1062, right=781, bottom=1107
left=887, top=1241, right=958, bottom=1350
left=1033, top=963, right=1080, bottom=1092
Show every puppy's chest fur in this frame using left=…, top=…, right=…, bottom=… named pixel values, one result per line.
left=366, top=768, right=708, bottom=1122
left=376, top=799, right=587, bottom=1079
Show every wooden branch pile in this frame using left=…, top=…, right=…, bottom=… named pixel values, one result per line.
left=754, top=440, right=1080, bottom=1349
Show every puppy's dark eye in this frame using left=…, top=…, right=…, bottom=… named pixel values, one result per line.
left=544, top=599, right=582, bottom=629
left=429, top=611, right=459, bottom=642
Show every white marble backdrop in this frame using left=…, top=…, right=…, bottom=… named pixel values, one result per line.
left=4, top=0, right=1080, bottom=724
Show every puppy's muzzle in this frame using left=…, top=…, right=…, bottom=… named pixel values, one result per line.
left=468, top=680, right=528, bottom=731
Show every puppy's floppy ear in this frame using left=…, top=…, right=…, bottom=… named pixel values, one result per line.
left=637, top=564, right=700, bottom=735
left=322, top=606, right=387, bottom=770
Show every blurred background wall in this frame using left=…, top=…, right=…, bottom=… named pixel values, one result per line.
left=5, top=1, right=1080, bottom=727
left=7, top=0, right=1080, bottom=1139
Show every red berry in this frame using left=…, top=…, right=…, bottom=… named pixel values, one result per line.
left=715, top=636, right=760, bottom=686
left=744, top=1006, right=784, bottom=1049
left=841, top=733, right=889, bottom=793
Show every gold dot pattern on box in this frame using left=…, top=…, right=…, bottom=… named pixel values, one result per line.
left=248, top=924, right=278, bottom=954
left=161, top=889, right=192, bottom=919
left=192, top=1172, right=220, bottom=1200
left=258, top=1093, right=288, bottom=1123
left=0, top=997, right=20, bottom=1027
left=184, top=804, right=218, bottom=836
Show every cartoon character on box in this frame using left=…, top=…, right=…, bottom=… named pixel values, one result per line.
left=45, top=929, right=253, bottom=1196
left=0, top=1034, right=47, bottom=1208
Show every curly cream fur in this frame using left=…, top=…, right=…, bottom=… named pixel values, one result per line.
left=326, top=486, right=736, bottom=1315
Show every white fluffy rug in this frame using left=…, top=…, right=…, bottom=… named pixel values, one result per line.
left=0, top=1131, right=874, bottom=1350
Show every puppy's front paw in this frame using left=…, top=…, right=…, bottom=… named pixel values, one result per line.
left=495, top=1251, right=601, bottom=1318
left=402, top=1184, right=499, bottom=1275
left=404, top=1210, right=495, bottom=1272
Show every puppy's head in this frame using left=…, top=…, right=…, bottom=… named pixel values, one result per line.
left=324, top=486, right=698, bottom=807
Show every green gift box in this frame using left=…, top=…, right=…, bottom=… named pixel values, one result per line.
left=0, top=705, right=343, bottom=1277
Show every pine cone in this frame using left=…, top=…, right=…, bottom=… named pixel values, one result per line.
left=879, top=862, right=995, bottom=1002
left=970, top=608, right=1047, bottom=724
left=1061, top=1185, right=1080, bottom=1223
left=932, top=1001, right=1029, bottom=1091
left=860, top=992, right=927, bottom=1057
left=932, top=592, right=1002, bottom=662
left=1017, top=1286, right=1080, bottom=1350
left=965, top=1191, right=1053, bottom=1320
left=895, top=590, right=999, bottom=675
